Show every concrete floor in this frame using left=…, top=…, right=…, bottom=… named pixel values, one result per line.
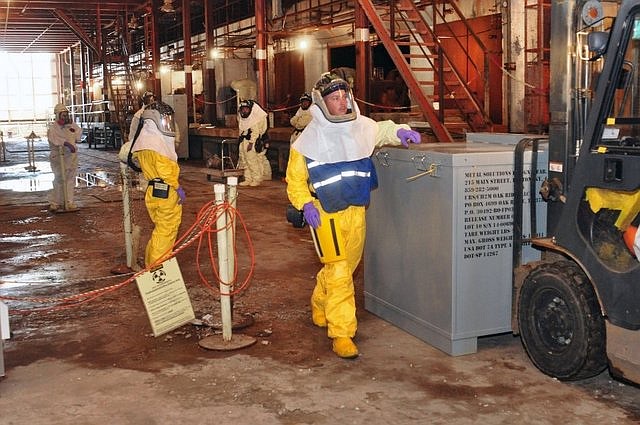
left=0, top=139, right=638, bottom=424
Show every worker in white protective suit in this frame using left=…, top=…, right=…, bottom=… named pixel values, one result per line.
left=286, top=72, right=421, bottom=359
left=47, top=103, right=82, bottom=212
left=237, top=100, right=272, bottom=186
left=131, top=101, right=185, bottom=266
left=289, top=93, right=313, bottom=144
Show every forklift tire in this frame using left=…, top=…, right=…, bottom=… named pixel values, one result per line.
left=518, top=261, right=607, bottom=381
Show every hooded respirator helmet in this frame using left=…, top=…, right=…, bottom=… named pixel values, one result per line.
left=311, top=73, right=356, bottom=123
left=299, top=93, right=312, bottom=110
left=54, top=103, right=71, bottom=124
left=142, top=101, right=175, bottom=137
left=238, top=99, right=254, bottom=119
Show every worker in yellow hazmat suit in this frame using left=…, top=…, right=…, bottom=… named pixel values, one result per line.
left=286, top=72, right=421, bottom=358
left=131, top=101, right=185, bottom=266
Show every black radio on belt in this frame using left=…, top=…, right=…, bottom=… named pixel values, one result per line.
left=149, top=178, right=169, bottom=199
left=286, top=204, right=305, bottom=228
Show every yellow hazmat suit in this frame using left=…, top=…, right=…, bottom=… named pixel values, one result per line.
left=287, top=161, right=366, bottom=336
left=132, top=116, right=183, bottom=267
left=287, top=100, right=412, bottom=358
left=136, top=150, right=182, bottom=266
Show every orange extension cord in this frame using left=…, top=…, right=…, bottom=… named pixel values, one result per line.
left=0, top=199, right=255, bottom=314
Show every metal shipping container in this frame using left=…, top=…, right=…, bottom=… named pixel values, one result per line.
left=364, top=139, right=547, bottom=356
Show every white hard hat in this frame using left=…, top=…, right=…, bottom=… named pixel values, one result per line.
left=54, top=103, right=68, bottom=114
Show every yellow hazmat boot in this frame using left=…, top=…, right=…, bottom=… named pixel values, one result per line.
left=332, top=337, right=359, bottom=359
left=312, top=309, right=327, bottom=328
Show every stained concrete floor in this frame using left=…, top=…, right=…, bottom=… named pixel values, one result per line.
left=0, top=138, right=638, bottom=424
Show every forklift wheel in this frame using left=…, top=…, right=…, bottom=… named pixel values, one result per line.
left=518, top=261, right=607, bottom=381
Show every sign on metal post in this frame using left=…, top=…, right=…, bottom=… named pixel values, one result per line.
left=136, top=257, right=195, bottom=337
left=0, top=301, right=8, bottom=377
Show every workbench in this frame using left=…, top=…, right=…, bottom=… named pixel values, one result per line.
left=188, top=126, right=293, bottom=176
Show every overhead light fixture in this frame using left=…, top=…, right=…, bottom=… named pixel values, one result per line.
left=298, top=37, right=309, bottom=50
left=210, top=48, right=223, bottom=59
left=160, top=0, right=176, bottom=13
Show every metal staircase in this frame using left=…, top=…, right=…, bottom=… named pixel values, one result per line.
left=66, top=14, right=138, bottom=150
left=142, top=11, right=157, bottom=88
left=357, top=0, right=495, bottom=142
left=99, top=18, right=137, bottom=146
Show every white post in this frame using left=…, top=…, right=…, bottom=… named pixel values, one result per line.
left=226, top=176, right=238, bottom=288
left=59, top=145, right=70, bottom=210
left=120, top=162, right=134, bottom=269
left=0, top=301, right=8, bottom=377
left=0, top=131, right=6, bottom=162
left=25, top=133, right=37, bottom=171
left=0, top=331, right=3, bottom=377
left=214, top=183, right=232, bottom=341
left=0, top=301, right=8, bottom=342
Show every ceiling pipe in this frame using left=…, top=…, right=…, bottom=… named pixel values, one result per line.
left=354, top=2, right=370, bottom=116
left=202, top=0, right=216, bottom=124
left=151, top=0, right=161, bottom=98
left=52, top=8, right=100, bottom=54
left=182, top=0, right=193, bottom=122
left=255, top=0, right=267, bottom=107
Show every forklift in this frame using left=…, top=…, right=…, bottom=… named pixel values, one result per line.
left=513, top=0, right=640, bottom=384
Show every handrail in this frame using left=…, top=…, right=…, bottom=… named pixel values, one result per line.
left=414, top=1, right=492, bottom=127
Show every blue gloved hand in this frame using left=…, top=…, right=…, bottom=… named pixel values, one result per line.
left=302, top=201, right=321, bottom=229
left=176, top=186, right=186, bottom=205
left=63, top=141, right=76, bottom=153
left=397, top=128, right=421, bottom=147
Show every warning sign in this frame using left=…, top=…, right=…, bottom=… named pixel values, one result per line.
left=136, top=257, right=195, bottom=337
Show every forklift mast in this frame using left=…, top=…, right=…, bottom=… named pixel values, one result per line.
left=546, top=0, right=640, bottom=328
left=515, top=0, right=640, bottom=384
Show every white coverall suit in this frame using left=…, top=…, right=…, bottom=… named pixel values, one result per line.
left=237, top=104, right=271, bottom=185
left=286, top=103, right=410, bottom=354
left=128, top=106, right=147, bottom=143
left=47, top=119, right=81, bottom=210
left=289, top=106, right=312, bottom=144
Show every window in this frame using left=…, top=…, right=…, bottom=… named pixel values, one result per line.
left=0, top=52, right=57, bottom=122
left=597, top=15, right=640, bottom=152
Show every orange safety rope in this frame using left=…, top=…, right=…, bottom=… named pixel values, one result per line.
left=1, top=198, right=255, bottom=314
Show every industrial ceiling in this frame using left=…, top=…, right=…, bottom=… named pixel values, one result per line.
left=0, top=0, right=145, bottom=54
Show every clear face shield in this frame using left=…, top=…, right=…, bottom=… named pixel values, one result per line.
left=238, top=100, right=253, bottom=119
left=239, top=106, right=252, bottom=118
left=57, top=111, right=71, bottom=125
left=142, top=101, right=175, bottom=137
left=300, top=93, right=312, bottom=110
left=158, top=113, right=175, bottom=136
left=312, top=77, right=357, bottom=123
